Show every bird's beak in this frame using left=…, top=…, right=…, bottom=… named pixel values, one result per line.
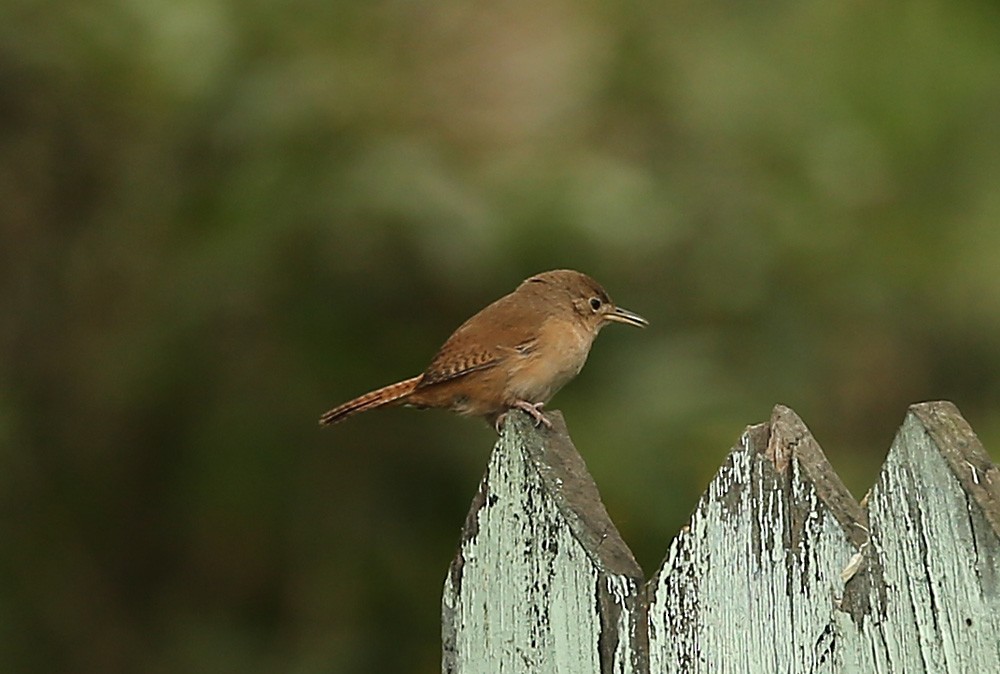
left=605, top=306, right=649, bottom=328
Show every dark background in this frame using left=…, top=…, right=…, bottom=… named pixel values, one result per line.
left=3, top=0, right=1000, bottom=671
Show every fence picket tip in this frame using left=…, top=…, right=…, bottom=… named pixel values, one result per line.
left=907, top=400, right=1000, bottom=537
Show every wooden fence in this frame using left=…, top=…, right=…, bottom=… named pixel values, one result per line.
left=441, top=401, right=1000, bottom=673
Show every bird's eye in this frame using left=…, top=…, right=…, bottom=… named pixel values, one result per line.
left=589, top=297, right=602, bottom=311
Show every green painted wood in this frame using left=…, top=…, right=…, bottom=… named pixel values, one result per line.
left=837, top=401, right=1000, bottom=673
left=442, top=411, right=646, bottom=674
left=442, top=402, right=1000, bottom=673
left=647, top=405, right=866, bottom=673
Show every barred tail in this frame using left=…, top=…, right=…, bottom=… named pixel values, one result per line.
left=319, top=375, right=423, bottom=426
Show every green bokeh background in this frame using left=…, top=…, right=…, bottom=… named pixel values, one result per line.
left=3, top=0, right=1000, bottom=671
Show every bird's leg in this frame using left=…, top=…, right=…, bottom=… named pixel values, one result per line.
left=511, top=400, right=553, bottom=429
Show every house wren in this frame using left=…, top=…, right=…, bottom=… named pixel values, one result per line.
left=319, top=269, right=648, bottom=431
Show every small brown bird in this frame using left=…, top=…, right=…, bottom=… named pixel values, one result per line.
left=319, top=269, right=648, bottom=431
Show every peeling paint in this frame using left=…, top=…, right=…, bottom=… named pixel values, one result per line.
left=444, top=402, right=1000, bottom=673
left=443, top=411, right=645, bottom=673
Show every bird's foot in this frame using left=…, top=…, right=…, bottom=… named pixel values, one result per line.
left=511, top=400, right=552, bottom=429
left=493, top=401, right=553, bottom=432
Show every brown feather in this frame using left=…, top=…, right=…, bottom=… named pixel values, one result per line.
left=318, top=375, right=422, bottom=426
left=417, top=291, right=547, bottom=387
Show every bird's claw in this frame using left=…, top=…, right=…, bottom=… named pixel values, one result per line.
left=512, top=400, right=552, bottom=429
left=494, top=401, right=552, bottom=433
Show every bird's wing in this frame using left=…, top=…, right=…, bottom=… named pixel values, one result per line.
left=418, top=348, right=503, bottom=386
left=417, top=293, right=545, bottom=387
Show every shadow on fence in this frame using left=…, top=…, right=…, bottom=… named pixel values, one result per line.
left=442, top=401, right=1000, bottom=673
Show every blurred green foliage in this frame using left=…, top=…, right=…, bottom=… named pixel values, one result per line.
left=3, top=0, right=1000, bottom=671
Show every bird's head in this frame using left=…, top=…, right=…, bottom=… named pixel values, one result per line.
left=521, top=269, right=648, bottom=334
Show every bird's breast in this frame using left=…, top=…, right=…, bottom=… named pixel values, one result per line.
left=504, top=317, right=594, bottom=404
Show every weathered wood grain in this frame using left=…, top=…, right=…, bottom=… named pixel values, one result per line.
left=442, top=411, right=647, bottom=674
left=836, top=401, right=1000, bottom=673
left=646, top=405, right=866, bottom=673
left=442, top=401, right=1000, bottom=673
